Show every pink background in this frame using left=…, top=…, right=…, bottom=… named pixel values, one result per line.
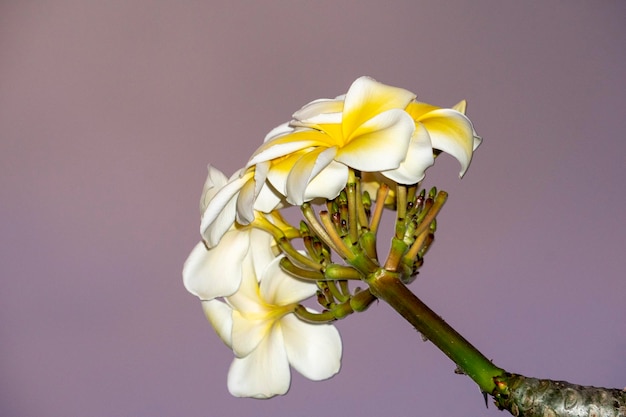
left=1, top=2, right=625, bottom=416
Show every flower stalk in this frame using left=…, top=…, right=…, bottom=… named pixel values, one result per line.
left=365, top=268, right=505, bottom=394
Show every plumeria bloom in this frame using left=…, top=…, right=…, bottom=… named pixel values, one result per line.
left=245, top=76, right=481, bottom=206
left=203, top=254, right=342, bottom=398
left=246, top=76, right=417, bottom=205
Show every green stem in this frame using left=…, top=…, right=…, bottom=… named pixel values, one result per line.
left=346, top=170, right=359, bottom=244
left=366, top=268, right=505, bottom=394
left=370, top=183, right=389, bottom=234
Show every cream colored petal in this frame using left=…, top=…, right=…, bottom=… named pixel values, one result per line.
left=201, top=299, right=233, bottom=348
left=231, top=309, right=273, bottom=358
left=382, top=124, right=434, bottom=184
left=259, top=256, right=318, bottom=305
left=235, top=161, right=285, bottom=213
left=226, top=257, right=265, bottom=312
left=405, top=101, right=441, bottom=119
left=248, top=228, right=277, bottom=282
left=419, top=109, right=475, bottom=177
left=182, top=231, right=250, bottom=300
left=263, top=122, right=293, bottom=143
left=200, top=170, right=253, bottom=247
left=342, top=76, right=416, bottom=138
left=336, top=109, right=414, bottom=171
left=199, top=165, right=228, bottom=213
left=285, top=147, right=337, bottom=205
left=265, top=152, right=303, bottom=196
left=452, top=99, right=467, bottom=114
left=228, top=265, right=272, bottom=357
left=227, top=327, right=290, bottom=398
left=281, top=314, right=342, bottom=381
left=247, top=129, right=333, bottom=167
left=301, top=159, right=349, bottom=202
left=292, top=97, right=343, bottom=123
left=236, top=175, right=257, bottom=225
left=451, top=99, right=483, bottom=152
left=253, top=182, right=284, bottom=213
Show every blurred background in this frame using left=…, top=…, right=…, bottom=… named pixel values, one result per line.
left=1, top=1, right=625, bottom=416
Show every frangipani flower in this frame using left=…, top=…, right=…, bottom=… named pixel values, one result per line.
left=203, top=254, right=342, bottom=398
left=247, top=76, right=417, bottom=205
left=245, top=76, right=481, bottom=206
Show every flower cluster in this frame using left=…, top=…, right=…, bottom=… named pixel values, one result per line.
left=183, top=76, right=481, bottom=398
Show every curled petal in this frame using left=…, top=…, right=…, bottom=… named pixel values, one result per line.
left=199, top=165, right=228, bottom=213
left=418, top=109, right=475, bottom=177
left=452, top=99, right=467, bottom=114
left=253, top=181, right=284, bottom=213
left=247, top=129, right=332, bottom=167
left=285, top=147, right=338, bottom=205
left=405, top=101, right=440, bottom=118
left=200, top=170, right=253, bottom=247
left=236, top=175, right=257, bottom=224
left=342, top=76, right=416, bottom=136
left=227, top=327, right=291, bottom=398
left=292, top=97, right=343, bottom=124
left=300, top=159, right=348, bottom=203
left=263, top=122, right=293, bottom=143
left=336, top=109, right=415, bottom=171
left=382, top=124, right=434, bottom=184
left=281, top=314, right=342, bottom=381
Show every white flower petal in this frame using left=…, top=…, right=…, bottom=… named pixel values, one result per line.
left=336, top=109, right=414, bottom=171
left=382, top=124, right=434, bottom=184
left=231, top=309, right=272, bottom=358
left=200, top=170, right=253, bottom=247
left=247, top=162, right=285, bottom=214
left=182, top=231, right=251, bottom=300
left=199, top=165, right=228, bottom=213
left=260, top=256, right=318, bottom=305
left=235, top=175, right=257, bottom=225
left=201, top=300, right=233, bottom=348
left=418, top=109, right=475, bottom=177
left=285, top=147, right=337, bottom=205
left=226, top=257, right=265, bottom=312
left=342, top=76, right=416, bottom=137
left=227, top=327, right=291, bottom=398
left=248, top=228, right=277, bottom=281
left=452, top=99, right=467, bottom=114
left=247, top=129, right=330, bottom=167
left=227, top=263, right=271, bottom=357
left=263, top=122, right=293, bottom=143
left=292, top=97, right=343, bottom=124
left=252, top=181, right=284, bottom=213
left=281, top=314, right=342, bottom=381
left=302, top=160, right=349, bottom=202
